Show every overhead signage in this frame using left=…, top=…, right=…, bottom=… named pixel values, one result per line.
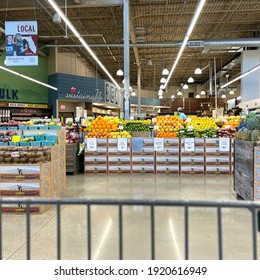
left=184, top=138, right=195, bottom=152
left=0, top=88, right=18, bottom=100
left=5, top=21, right=38, bottom=66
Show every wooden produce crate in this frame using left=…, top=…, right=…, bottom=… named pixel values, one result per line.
left=234, top=139, right=256, bottom=200
left=66, top=143, right=80, bottom=174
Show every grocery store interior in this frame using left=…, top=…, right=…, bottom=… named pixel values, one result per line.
left=1, top=0, right=260, bottom=260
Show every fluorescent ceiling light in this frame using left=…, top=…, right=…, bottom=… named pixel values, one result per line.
left=48, top=0, right=121, bottom=90
left=187, top=76, right=194, bottom=83
left=0, top=66, right=58, bottom=90
left=183, top=83, right=189, bottom=89
left=164, top=0, right=206, bottom=88
left=221, top=64, right=260, bottom=89
left=194, top=67, right=202, bottom=74
left=200, top=90, right=206, bottom=95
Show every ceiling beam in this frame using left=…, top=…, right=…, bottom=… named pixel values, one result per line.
left=129, top=6, right=140, bottom=67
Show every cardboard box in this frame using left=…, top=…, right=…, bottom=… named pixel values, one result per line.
left=0, top=162, right=51, bottom=181
left=57, top=130, right=66, bottom=145
left=181, top=157, right=204, bottom=165
left=132, top=166, right=154, bottom=174
left=85, top=156, right=107, bottom=164
left=59, top=143, right=66, bottom=158
left=254, top=180, right=260, bottom=201
left=132, top=156, right=154, bottom=165
left=108, top=156, right=131, bottom=165
left=164, top=138, right=179, bottom=147
left=108, top=166, right=131, bottom=173
left=51, top=159, right=60, bottom=175
left=206, top=166, right=230, bottom=174
left=156, top=166, right=179, bottom=174
left=0, top=180, right=51, bottom=197
left=181, top=166, right=204, bottom=174
left=205, top=147, right=229, bottom=156
left=59, top=157, right=66, bottom=171
left=0, top=202, right=49, bottom=213
left=51, top=145, right=60, bottom=159
left=156, top=156, right=179, bottom=165
left=205, top=157, right=230, bottom=165
left=85, top=165, right=107, bottom=173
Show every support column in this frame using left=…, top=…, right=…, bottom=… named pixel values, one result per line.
left=241, top=50, right=260, bottom=101
left=137, top=66, right=141, bottom=116
left=123, top=0, right=130, bottom=120
left=209, top=61, right=213, bottom=97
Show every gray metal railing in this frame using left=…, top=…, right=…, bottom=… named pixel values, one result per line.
left=0, top=198, right=259, bottom=260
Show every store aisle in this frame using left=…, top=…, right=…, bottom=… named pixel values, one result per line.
left=2, top=174, right=259, bottom=260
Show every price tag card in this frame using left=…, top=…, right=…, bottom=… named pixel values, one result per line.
left=86, top=138, right=97, bottom=152
left=153, top=125, right=158, bottom=130
left=219, top=137, right=230, bottom=152
left=12, top=135, right=21, bottom=142
left=11, top=151, right=20, bottom=158
left=117, top=138, right=128, bottom=152
left=152, top=117, right=156, bottom=123
left=184, top=138, right=195, bottom=152
left=118, top=125, right=124, bottom=130
left=154, top=138, right=164, bottom=152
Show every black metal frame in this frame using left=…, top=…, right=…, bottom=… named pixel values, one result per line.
left=0, top=198, right=259, bottom=260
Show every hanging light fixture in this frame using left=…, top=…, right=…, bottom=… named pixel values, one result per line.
left=160, top=84, right=165, bottom=90
left=159, top=95, right=163, bottom=99
left=187, top=76, right=194, bottom=83
left=116, top=69, right=124, bottom=76
left=195, top=94, right=200, bottom=98
left=162, top=67, right=169, bottom=76
left=194, top=67, right=202, bottom=74
left=229, top=89, right=235, bottom=95
left=177, top=90, right=183, bottom=96
left=131, top=90, right=136, bottom=96
left=221, top=94, right=226, bottom=99
left=158, top=89, right=163, bottom=95
left=183, top=83, right=189, bottom=89
left=160, top=77, right=167, bottom=84
left=122, top=79, right=125, bottom=84
left=200, top=90, right=206, bottom=95
left=171, top=94, right=175, bottom=99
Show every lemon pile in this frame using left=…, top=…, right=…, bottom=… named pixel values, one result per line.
left=110, top=131, right=132, bottom=138
left=186, top=116, right=218, bottom=130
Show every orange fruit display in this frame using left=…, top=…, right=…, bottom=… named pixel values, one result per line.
left=155, top=116, right=184, bottom=133
left=90, top=116, right=118, bottom=133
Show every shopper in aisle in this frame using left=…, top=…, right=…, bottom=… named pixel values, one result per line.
left=177, top=107, right=187, bottom=121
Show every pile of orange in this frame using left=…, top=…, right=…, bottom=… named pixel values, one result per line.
left=85, top=132, right=110, bottom=138
left=156, top=132, right=178, bottom=138
left=155, top=116, right=184, bottom=133
left=90, top=116, right=118, bottom=133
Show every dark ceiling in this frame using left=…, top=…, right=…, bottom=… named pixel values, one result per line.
left=1, top=0, right=260, bottom=91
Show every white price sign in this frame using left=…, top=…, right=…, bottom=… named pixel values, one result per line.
left=184, top=138, right=195, bottom=152
left=219, top=137, right=230, bottom=152
left=154, top=125, right=159, bottom=130
left=119, top=125, right=124, bottom=130
left=86, top=138, right=97, bottom=151
left=154, top=138, right=164, bottom=152
left=117, top=138, right=128, bottom=152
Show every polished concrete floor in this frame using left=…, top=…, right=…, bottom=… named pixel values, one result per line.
left=1, top=174, right=259, bottom=260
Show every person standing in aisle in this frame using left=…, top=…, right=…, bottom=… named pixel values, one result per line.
left=177, top=107, right=187, bottom=121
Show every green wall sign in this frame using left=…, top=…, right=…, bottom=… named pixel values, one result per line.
left=0, top=54, right=48, bottom=103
